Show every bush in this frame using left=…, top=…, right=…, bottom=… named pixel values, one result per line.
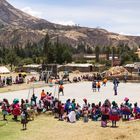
left=21, top=58, right=33, bottom=65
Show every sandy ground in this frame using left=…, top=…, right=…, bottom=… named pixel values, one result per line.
left=0, top=81, right=140, bottom=106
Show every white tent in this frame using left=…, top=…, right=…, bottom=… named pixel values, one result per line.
left=0, top=66, right=10, bottom=74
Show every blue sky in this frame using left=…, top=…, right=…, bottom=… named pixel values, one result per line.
left=8, top=0, right=140, bottom=35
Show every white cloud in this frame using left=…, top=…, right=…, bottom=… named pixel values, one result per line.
left=52, top=20, right=75, bottom=26
left=21, top=7, right=42, bottom=18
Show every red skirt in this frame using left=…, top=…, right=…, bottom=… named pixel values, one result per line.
left=12, top=108, right=21, bottom=116
left=109, top=115, right=120, bottom=121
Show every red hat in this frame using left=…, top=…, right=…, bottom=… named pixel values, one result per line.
left=124, top=97, right=129, bottom=101
left=83, top=98, right=87, bottom=102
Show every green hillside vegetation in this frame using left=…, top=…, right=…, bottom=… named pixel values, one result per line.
left=0, top=34, right=139, bottom=70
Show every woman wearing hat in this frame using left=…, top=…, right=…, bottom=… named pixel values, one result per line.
left=101, top=100, right=110, bottom=127
left=133, top=103, right=140, bottom=119
left=11, top=99, right=21, bottom=121
left=109, top=101, right=120, bottom=127
left=122, top=98, right=131, bottom=120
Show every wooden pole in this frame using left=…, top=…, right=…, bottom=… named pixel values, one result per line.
left=58, top=85, right=60, bottom=100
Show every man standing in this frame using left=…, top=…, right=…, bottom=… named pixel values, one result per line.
left=113, top=78, right=119, bottom=95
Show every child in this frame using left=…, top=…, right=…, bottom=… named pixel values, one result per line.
left=54, top=99, right=59, bottom=118
left=21, top=110, right=28, bottom=130
left=92, top=80, right=96, bottom=92
left=37, top=100, right=44, bottom=114
left=91, top=104, right=101, bottom=121
left=75, top=104, right=81, bottom=120
left=102, top=78, right=107, bottom=86
left=83, top=107, right=89, bottom=123
left=96, top=81, right=101, bottom=92
left=59, top=84, right=64, bottom=96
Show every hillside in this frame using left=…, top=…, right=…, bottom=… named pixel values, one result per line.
left=0, top=0, right=140, bottom=49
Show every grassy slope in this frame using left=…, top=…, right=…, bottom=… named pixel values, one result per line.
left=1, top=113, right=140, bottom=140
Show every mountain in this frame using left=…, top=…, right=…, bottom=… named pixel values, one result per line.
left=0, top=0, right=140, bottom=49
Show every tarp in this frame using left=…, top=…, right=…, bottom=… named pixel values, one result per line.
left=0, top=66, right=10, bottom=74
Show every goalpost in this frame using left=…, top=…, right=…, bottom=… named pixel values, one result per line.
left=27, top=81, right=60, bottom=100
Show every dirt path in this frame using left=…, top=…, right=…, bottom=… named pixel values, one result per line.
left=0, top=82, right=140, bottom=106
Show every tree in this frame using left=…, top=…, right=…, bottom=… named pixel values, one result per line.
left=77, top=43, right=86, bottom=54
left=6, top=50, right=18, bottom=70
left=43, top=33, right=50, bottom=63
left=62, top=49, right=72, bottom=63
left=117, top=44, right=139, bottom=64
left=112, top=47, right=116, bottom=60
left=47, top=43, right=56, bottom=64
left=95, top=46, right=100, bottom=62
left=21, top=58, right=33, bottom=65
left=86, top=46, right=93, bottom=54
left=105, top=46, right=111, bottom=60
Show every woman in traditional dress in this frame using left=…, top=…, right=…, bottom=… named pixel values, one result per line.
left=1, top=99, right=10, bottom=121
left=109, top=101, right=120, bottom=127
left=11, top=99, right=21, bottom=121
left=101, top=100, right=110, bottom=127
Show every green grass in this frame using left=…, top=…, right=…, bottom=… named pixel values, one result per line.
left=1, top=112, right=140, bottom=140
left=0, top=114, right=22, bottom=140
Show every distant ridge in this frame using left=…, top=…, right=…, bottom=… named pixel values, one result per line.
left=0, top=0, right=140, bottom=49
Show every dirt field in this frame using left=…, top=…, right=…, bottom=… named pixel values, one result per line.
left=1, top=81, right=140, bottom=106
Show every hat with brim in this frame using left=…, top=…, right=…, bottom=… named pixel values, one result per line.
left=124, top=97, right=129, bottom=101
left=83, top=98, right=87, bottom=102
left=112, top=101, right=116, bottom=106
left=13, top=98, right=19, bottom=104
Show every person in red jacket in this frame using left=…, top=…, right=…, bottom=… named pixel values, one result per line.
left=12, top=99, right=21, bottom=121
left=59, top=84, right=64, bottom=95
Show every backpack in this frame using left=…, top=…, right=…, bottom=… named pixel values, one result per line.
left=111, top=108, right=118, bottom=115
